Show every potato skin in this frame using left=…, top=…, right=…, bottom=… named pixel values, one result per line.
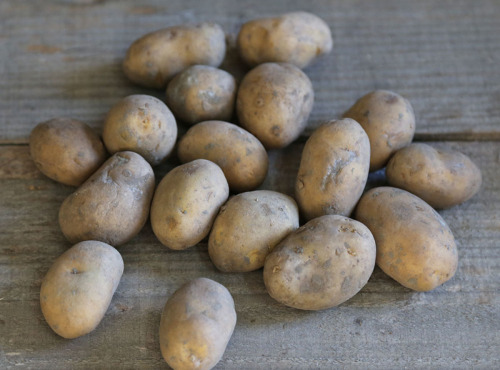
left=264, top=215, right=376, bottom=310
left=59, top=151, right=155, bottom=246
left=159, top=278, right=236, bottom=370
left=29, top=118, right=107, bottom=186
left=177, top=120, right=268, bottom=192
left=102, top=95, right=177, bottom=166
left=237, top=11, right=332, bottom=68
left=354, top=187, right=458, bottom=291
left=151, top=159, right=229, bottom=250
left=40, top=241, right=124, bottom=339
left=123, top=23, right=226, bottom=88
left=236, top=62, right=314, bottom=149
left=166, top=65, right=237, bottom=125
left=295, top=118, right=370, bottom=220
left=343, top=90, right=415, bottom=171
left=209, top=190, right=299, bottom=272
left=386, top=143, right=482, bottom=209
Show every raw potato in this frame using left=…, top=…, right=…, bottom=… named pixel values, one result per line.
left=40, top=241, right=124, bottom=339
left=29, top=118, right=107, bottom=186
left=343, top=90, right=416, bottom=171
left=237, top=11, right=333, bottom=68
left=151, top=159, right=229, bottom=250
left=123, top=23, right=226, bottom=88
left=386, top=143, right=482, bottom=209
left=236, top=62, right=314, bottom=149
left=209, top=190, right=299, bottom=272
left=354, top=187, right=458, bottom=291
left=159, top=278, right=236, bottom=370
left=263, top=215, right=376, bottom=310
left=59, top=151, right=155, bottom=246
left=166, top=65, right=237, bottom=125
left=177, top=120, right=268, bottom=192
left=295, top=118, right=370, bottom=220
left=102, top=95, right=177, bottom=166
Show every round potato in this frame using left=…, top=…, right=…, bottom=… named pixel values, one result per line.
left=59, top=151, right=155, bottom=246
left=29, top=118, right=107, bottom=186
left=40, top=241, right=124, bottom=339
left=102, top=95, right=177, bottom=166
left=151, top=159, right=229, bottom=250
left=295, top=118, right=370, bottom=220
left=354, top=187, right=458, bottom=291
left=166, top=65, right=237, bottom=125
left=123, top=23, right=226, bottom=88
left=236, top=62, right=314, bottom=149
left=343, top=90, right=416, bottom=171
left=177, top=120, right=268, bottom=192
left=386, top=143, right=482, bottom=209
left=237, top=11, right=332, bottom=68
left=209, top=190, right=299, bottom=272
left=159, top=278, right=236, bottom=370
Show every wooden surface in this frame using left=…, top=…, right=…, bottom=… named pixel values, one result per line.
left=0, top=0, right=499, bottom=369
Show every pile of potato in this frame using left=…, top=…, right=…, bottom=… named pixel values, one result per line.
left=30, top=11, right=482, bottom=370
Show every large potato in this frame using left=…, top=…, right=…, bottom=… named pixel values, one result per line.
left=237, top=12, right=332, bottom=68
left=59, top=151, right=155, bottom=246
left=263, top=215, right=376, bottom=310
left=123, top=23, right=226, bottom=88
left=236, top=62, right=314, bottom=149
left=354, top=187, right=458, bottom=291
left=29, top=118, right=107, bottom=186
left=209, top=190, right=299, bottom=272
left=177, top=120, right=268, bottom=192
left=151, top=159, right=229, bottom=250
left=40, top=241, right=124, bottom=339
left=295, top=118, right=370, bottom=220
left=386, top=143, right=482, bottom=209
left=159, top=278, right=236, bottom=370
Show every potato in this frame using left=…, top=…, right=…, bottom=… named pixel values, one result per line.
left=102, top=95, right=177, bottom=166
left=29, top=118, right=107, bottom=186
left=343, top=90, right=416, bottom=171
left=354, top=187, right=458, bottom=291
left=40, top=241, right=124, bottom=339
left=237, top=11, right=332, bottom=68
left=209, top=190, right=299, bottom=272
left=295, top=118, right=370, bottom=221
left=159, top=278, right=236, bottom=370
left=264, top=215, right=375, bottom=310
left=236, top=62, right=314, bottom=149
left=177, top=120, right=268, bottom=192
left=166, top=65, right=237, bottom=125
left=151, top=159, right=229, bottom=250
left=386, top=143, right=482, bottom=209
left=123, top=23, right=226, bottom=88
left=59, top=151, right=155, bottom=246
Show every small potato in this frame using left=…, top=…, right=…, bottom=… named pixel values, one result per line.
left=237, top=12, right=332, bottom=68
left=102, top=95, right=177, bottom=166
left=386, top=143, right=482, bottom=209
left=343, top=90, right=416, bottom=171
left=295, top=118, right=370, bottom=220
left=159, top=278, right=236, bottom=370
left=177, top=120, right=268, bottom=192
left=236, top=62, right=314, bottom=149
left=59, top=151, right=155, bottom=246
left=123, top=23, right=226, bottom=88
left=40, top=241, right=124, bottom=339
left=354, top=187, right=458, bottom=291
left=151, top=159, right=229, bottom=250
left=264, top=215, right=376, bottom=310
left=209, top=190, right=299, bottom=272
left=29, top=118, right=107, bottom=186
left=166, top=65, right=237, bottom=125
